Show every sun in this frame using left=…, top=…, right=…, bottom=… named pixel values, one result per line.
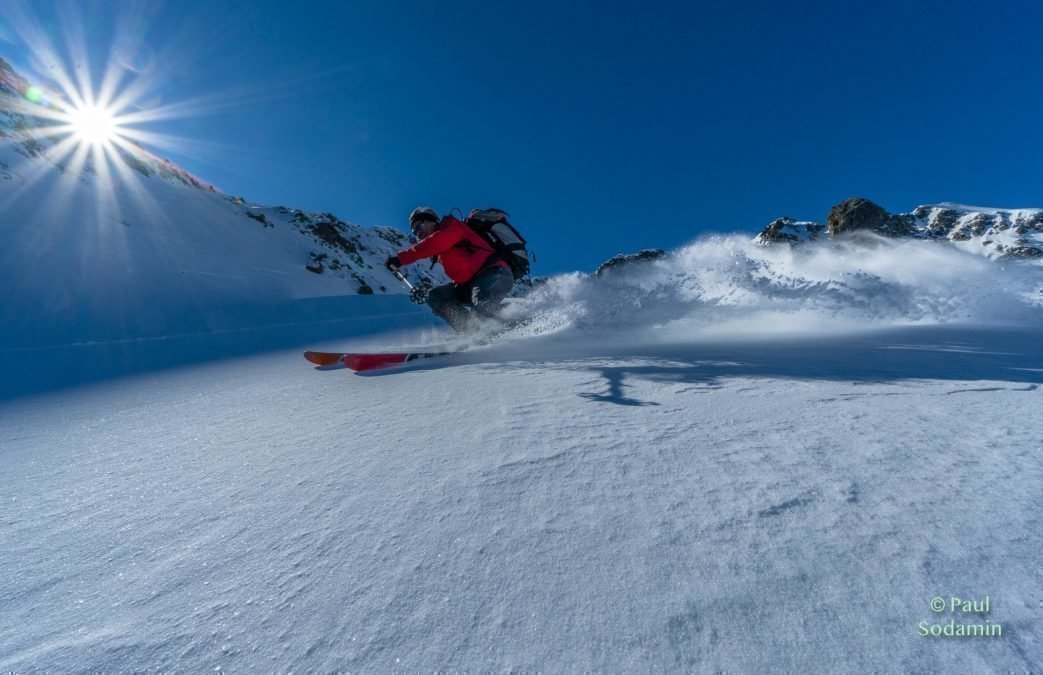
left=68, top=104, right=120, bottom=147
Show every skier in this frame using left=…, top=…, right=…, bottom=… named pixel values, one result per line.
left=385, top=206, right=515, bottom=332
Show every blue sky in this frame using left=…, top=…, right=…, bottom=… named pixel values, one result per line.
left=3, top=0, right=1042, bottom=274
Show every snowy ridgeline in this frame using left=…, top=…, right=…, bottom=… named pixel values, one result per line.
left=754, top=197, right=1043, bottom=261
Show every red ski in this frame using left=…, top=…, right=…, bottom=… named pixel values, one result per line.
left=303, top=350, right=454, bottom=372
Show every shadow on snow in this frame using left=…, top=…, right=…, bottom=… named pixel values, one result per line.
left=363, top=323, right=1043, bottom=406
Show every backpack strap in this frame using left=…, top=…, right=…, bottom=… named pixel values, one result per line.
left=454, top=239, right=501, bottom=273
left=451, top=228, right=496, bottom=256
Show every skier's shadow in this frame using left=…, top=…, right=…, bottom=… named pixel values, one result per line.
left=578, top=367, right=660, bottom=406
left=358, top=325, right=1043, bottom=410
left=569, top=324, right=1043, bottom=406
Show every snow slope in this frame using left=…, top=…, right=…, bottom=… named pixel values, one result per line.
left=0, top=152, right=439, bottom=351
left=3, top=319, right=1042, bottom=671
left=4, top=236, right=1043, bottom=670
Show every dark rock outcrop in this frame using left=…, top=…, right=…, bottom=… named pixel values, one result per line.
left=827, top=198, right=893, bottom=236
left=246, top=212, right=273, bottom=228
left=595, top=249, right=666, bottom=277
left=756, top=217, right=827, bottom=245
left=1003, top=246, right=1043, bottom=259
left=308, top=219, right=359, bottom=254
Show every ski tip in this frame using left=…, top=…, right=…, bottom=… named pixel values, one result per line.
left=304, top=351, right=345, bottom=367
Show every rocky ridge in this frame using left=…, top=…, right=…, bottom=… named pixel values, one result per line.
left=756, top=197, right=1043, bottom=260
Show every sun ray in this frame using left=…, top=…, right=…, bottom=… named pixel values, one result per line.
left=95, top=46, right=129, bottom=113
left=112, top=63, right=358, bottom=130
left=9, top=2, right=85, bottom=107
left=114, top=126, right=237, bottom=158
left=0, top=135, right=91, bottom=241
left=0, top=132, right=81, bottom=213
left=57, top=3, right=95, bottom=108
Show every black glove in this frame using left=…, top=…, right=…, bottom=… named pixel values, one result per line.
left=409, top=282, right=431, bottom=305
left=384, top=255, right=401, bottom=272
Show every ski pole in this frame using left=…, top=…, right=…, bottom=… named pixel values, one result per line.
left=389, top=264, right=434, bottom=305
left=389, top=265, right=414, bottom=291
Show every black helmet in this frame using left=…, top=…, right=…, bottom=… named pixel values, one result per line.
left=409, top=206, right=439, bottom=228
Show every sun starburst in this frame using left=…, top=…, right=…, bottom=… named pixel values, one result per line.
left=67, top=103, right=121, bottom=147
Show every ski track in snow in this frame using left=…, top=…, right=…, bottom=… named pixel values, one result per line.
left=2, top=321, right=1042, bottom=671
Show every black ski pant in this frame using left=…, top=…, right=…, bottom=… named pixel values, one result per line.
left=427, top=265, right=514, bottom=332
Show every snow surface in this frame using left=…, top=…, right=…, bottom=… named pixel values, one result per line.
left=4, top=234, right=1043, bottom=671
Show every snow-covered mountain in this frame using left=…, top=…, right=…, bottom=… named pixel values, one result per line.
left=1, top=56, right=445, bottom=350
left=756, top=196, right=1043, bottom=260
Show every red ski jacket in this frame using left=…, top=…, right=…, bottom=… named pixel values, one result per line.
left=396, top=215, right=508, bottom=284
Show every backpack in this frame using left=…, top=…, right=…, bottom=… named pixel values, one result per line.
left=464, top=208, right=532, bottom=282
